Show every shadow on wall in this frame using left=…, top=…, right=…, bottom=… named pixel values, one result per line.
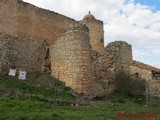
left=115, top=71, right=146, bottom=96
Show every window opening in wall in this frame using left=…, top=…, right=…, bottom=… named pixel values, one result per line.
left=135, top=72, right=139, bottom=77
left=45, top=48, right=50, bottom=59
left=101, top=39, right=103, bottom=43
left=43, top=48, right=51, bottom=72
left=108, top=81, right=112, bottom=85
left=31, top=53, right=34, bottom=59
left=152, top=71, right=160, bottom=80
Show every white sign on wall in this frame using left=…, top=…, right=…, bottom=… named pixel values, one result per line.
left=8, top=69, right=16, bottom=76
left=18, top=71, right=26, bottom=80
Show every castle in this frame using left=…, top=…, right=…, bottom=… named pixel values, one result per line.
left=0, top=0, right=160, bottom=97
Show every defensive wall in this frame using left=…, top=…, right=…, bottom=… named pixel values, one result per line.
left=51, top=23, right=104, bottom=96
left=0, top=32, right=48, bottom=74
left=0, top=0, right=159, bottom=97
left=0, top=0, right=76, bottom=44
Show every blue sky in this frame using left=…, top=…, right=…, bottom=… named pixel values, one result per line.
left=131, top=0, right=160, bottom=67
left=23, top=0, right=160, bottom=68
left=134, top=0, right=160, bottom=11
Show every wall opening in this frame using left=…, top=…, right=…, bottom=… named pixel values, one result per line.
left=101, top=39, right=103, bottom=43
left=135, top=72, right=139, bottom=77
left=43, top=48, right=51, bottom=72
left=152, top=71, right=160, bottom=80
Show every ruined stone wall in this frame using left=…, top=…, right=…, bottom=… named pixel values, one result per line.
left=0, top=0, right=76, bottom=44
left=81, top=19, right=104, bottom=53
left=132, top=60, right=160, bottom=72
left=51, top=23, right=104, bottom=96
left=91, top=50, right=116, bottom=94
left=92, top=41, right=132, bottom=79
left=92, top=41, right=160, bottom=96
left=0, top=33, right=49, bottom=74
left=129, top=65, right=160, bottom=96
left=0, top=0, right=18, bottom=36
left=148, top=80, right=160, bottom=97
left=114, top=41, right=132, bottom=74
left=92, top=41, right=133, bottom=94
left=129, top=66, right=152, bottom=81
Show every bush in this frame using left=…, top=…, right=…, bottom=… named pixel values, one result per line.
left=115, top=71, right=145, bottom=96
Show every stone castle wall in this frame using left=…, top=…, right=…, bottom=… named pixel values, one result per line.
left=0, top=0, right=159, bottom=97
left=130, top=62, right=160, bottom=96
left=132, top=60, right=160, bottom=72
left=81, top=19, right=104, bottom=53
left=129, top=66, right=160, bottom=97
left=0, top=32, right=49, bottom=74
left=0, top=0, right=18, bottom=36
left=92, top=41, right=132, bottom=94
left=148, top=80, right=160, bottom=97
left=114, top=41, right=132, bottom=74
left=129, top=66, right=152, bottom=81
left=51, top=23, right=92, bottom=95
left=51, top=23, right=104, bottom=96
left=0, top=0, right=76, bottom=44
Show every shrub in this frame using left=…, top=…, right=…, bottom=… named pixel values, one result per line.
left=115, top=71, right=145, bottom=96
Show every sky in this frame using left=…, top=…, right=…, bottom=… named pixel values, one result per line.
left=23, top=0, right=160, bottom=68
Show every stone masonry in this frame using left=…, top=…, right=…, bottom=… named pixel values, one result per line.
left=0, top=0, right=76, bottom=44
left=0, top=0, right=159, bottom=97
left=51, top=23, right=104, bottom=96
left=91, top=41, right=132, bottom=94
left=0, top=0, right=18, bottom=36
left=80, top=12, right=104, bottom=53
left=0, top=32, right=49, bottom=74
left=130, top=61, right=160, bottom=96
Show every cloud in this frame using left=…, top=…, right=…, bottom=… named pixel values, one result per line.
left=23, top=0, right=160, bottom=68
left=133, top=46, right=160, bottom=68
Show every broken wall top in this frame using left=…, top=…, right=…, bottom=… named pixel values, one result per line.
left=132, top=60, right=160, bottom=73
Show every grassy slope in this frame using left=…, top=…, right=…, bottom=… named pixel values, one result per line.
left=0, top=73, right=74, bottom=101
left=0, top=97, right=159, bottom=120
left=0, top=73, right=159, bottom=120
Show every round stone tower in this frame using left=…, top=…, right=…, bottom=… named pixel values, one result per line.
left=81, top=11, right=104, bottom=53
left=50, top=23, right=94, bottom=95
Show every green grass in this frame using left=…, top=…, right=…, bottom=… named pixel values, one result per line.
left=0, top=73, right=74, bottom=101
left=0, top=97, right=159, bottom=120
